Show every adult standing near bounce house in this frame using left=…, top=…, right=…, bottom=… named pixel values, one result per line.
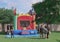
left=10, top=24, right=14, bottom=38
left=44, top=24, right=50, bottom=39
left=7, top=24, right=10, bottom=35
left=39, top=25, right=44, bottom=38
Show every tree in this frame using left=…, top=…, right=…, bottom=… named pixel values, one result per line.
left=0, top=8, right=14, bottom=32
left=32, top=0, right=60, bottom=24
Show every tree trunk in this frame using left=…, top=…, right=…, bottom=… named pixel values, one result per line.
left=2, top=23, right=5, bottom=32
left=49, top=24, right=52, bottom=31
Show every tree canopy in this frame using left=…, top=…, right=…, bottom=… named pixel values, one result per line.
left=0, top=8, right=14, bottom=24
left=33, top=0, right=60, bottom=24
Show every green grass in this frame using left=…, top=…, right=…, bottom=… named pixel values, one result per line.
left=0, top=32, right=60, bottom=42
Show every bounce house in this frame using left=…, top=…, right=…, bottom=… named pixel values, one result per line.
left=7, top=9, right=38, bottom=37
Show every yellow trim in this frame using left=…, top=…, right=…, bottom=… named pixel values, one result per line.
left=19, top=14, right=30, bottom=16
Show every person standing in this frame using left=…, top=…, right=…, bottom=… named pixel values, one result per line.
left=7, top=25, right=10, bottom=35
left=39, top=25, right=44, bottom=38
left=45, top=25, right=50, bottom=39
left=10, top=25, right=14, bottom=38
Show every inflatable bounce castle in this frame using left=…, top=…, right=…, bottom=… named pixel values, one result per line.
left=7, top=9, right=38, bottom=37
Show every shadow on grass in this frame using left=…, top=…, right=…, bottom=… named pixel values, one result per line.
left=56, top=39, right=60, bottom=42
left=28, top=37, right=46, bottom=39
left=52, top=31, right=60, bottom=33
left=0, top=32, right=6, bottom=35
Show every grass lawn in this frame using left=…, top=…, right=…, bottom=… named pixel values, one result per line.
left=0, top=32, right=60, bottom=42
